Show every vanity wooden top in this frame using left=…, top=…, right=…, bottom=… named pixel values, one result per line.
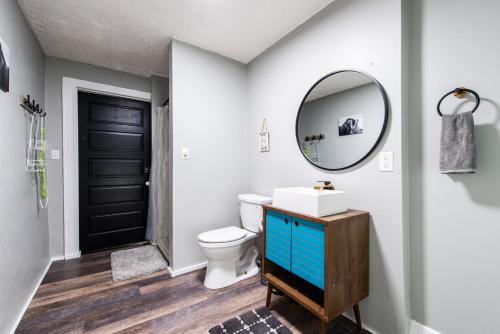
left=262, top=204, right=368, bottom=225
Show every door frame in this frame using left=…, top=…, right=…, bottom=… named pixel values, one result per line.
left=62, top=77, right=151, bottom=259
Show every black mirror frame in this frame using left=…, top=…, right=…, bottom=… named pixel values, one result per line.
left=295, top=69, right=389, bottom=171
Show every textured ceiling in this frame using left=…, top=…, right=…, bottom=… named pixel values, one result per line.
left=17, top=0, right=335, bottom=77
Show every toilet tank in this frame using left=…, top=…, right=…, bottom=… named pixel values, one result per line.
left=238, top=194, right=273, bottom=233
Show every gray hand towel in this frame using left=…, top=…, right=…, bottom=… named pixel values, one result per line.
left=440, top=111, right=476, bottom=174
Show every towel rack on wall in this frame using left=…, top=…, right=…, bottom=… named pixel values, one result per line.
left=437, top=87, right=480, bottom=117
left=20, top=94, right=46, bottom=117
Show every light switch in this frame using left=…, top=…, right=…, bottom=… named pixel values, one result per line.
left=181, top=147, right=189, bottom=160
left=51, top=149, right=60, bottom=160
left=379, top=152, right=394, bottom=172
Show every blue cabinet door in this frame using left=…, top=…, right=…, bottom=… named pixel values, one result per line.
left=291, top=217, right=325, bottom=289
left=265, top=211, right=292, bottom=271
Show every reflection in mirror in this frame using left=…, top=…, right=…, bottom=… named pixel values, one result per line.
left=296, top=70, right=388, bottom=170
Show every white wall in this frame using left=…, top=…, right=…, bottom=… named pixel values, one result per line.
left=409, top=0, right=500, bottom=333
left=44, top=57, right=151, bottom=258
left=169, top=40, right=248, bottom=270
left=0, top=1, right=49, bottom=333
left=246, top=0, right=409, bottom=333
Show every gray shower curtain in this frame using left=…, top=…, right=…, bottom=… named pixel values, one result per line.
left=146, top=104, right=169, bottom=251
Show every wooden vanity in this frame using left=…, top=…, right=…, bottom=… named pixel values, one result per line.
left=262, top=205, right=369, bottom=333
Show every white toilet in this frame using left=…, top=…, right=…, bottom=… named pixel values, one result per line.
left=198, top=194, right=272, bottom=289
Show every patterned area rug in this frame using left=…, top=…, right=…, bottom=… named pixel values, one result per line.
left=111, top=245, right=168, bottom=282
left=209, top=307, right=292, bottom=334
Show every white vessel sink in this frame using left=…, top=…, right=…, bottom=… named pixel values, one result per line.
left=272, top=187, right=347, bottom=218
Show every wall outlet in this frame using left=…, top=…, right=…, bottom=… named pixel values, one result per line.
left=379, top=152, right=394, bottom=172
left=51, top=149, right=60, bottom=160
left=181, top=147, right=189, bottom=160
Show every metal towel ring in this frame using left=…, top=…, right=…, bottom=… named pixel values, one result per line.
left=437, top=87, right=480, bottom=117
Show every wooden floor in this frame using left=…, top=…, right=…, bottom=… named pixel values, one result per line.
left=16, top=249, right=365, bottom=334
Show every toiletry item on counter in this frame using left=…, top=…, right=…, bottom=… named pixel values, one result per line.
left=314, top=180, right=334, bottom=191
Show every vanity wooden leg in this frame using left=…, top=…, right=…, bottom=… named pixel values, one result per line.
left=265, top=284, right=273, bottom=308
left=353, top=304, right=363, bottom=331
left=319, top=319, right=327, bottom=334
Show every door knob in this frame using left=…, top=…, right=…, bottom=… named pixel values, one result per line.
left=145, top=181, right=150, bottom=187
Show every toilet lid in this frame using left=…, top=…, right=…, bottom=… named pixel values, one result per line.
left=198, top=226, right=247, bottom=243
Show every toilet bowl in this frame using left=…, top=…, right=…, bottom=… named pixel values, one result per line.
left=198, top=226, right=259, bottom=289
left=198, top=194, right=272, bottom=289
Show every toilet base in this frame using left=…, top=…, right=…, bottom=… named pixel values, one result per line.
left=204, top=245, right=259, bottom=289
left=235, top=264, right=259, bottom=283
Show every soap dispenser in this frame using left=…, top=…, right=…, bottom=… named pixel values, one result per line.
left=314, top=181, right=334, bottom=191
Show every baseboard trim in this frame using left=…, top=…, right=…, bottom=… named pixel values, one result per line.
left=65, top=251, right=81, bottom=260
left=48, top=252, right=80, bottom=262
left=168, top=261, right=208, bottom=277
left=51, top=255, right=65, bottom=262
left=411, top=320, right=442, bottom=334
left=9, top=259, right=52, bottom=334
left=342, top=312, right=381, bottom=334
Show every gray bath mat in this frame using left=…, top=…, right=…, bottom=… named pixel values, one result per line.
left=111, top=245, right=168, bottom=282
left=209, top=307, right=292, bottom=334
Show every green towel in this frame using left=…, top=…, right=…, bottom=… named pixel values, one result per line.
left=37, top=128, right=48, bottom=200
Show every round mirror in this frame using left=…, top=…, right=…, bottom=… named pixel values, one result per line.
left=296, top=70, right=388, bottom=171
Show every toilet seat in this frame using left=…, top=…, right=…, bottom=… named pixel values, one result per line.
left=198, top=228, right=257, bottom=249
left=198, top=226, right=247, bottom=243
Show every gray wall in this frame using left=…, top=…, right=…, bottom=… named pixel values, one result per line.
left=246, top=0, right=409, bottom=333
left=151, top=75, right=169, bottom=114
left=409, top=0, right=500, bottom=333
left=44, top=56, right=151, bottom=257
left=298, top=84, right=385, bottom=168
left=0, top=1, right=49, bottom=333
left=169, top=40, right=248, bottom=270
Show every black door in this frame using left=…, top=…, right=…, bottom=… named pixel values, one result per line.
left=78, top=92, right=151, bottom=253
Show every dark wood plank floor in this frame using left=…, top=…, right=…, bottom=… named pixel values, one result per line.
left=16, top=248, right=366, bottom=333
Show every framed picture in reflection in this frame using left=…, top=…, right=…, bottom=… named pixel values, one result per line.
left=338, top=114, right=363, bottom=136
